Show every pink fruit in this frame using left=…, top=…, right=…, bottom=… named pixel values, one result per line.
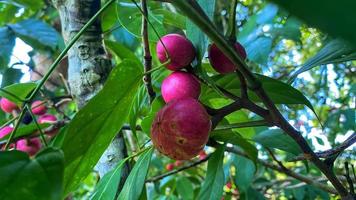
left=151, top=98, right=211, bottom=160
left=31, top=100, right=47, bottom=115
left=156, top=34, right=196, bottom=71
left=226, top=182, right=232, bottom=189
left=174, top=160, right=183, bottom=167
left=38, top=114, right=57, bottom=124
left=165, top=163, right=174, bottom=171
left=161, top=71, right=201, bottom=103
left=39, top=114, right=58, bottom=136
left=0, top=98, right=18, bottom=113
left=198, top=150, right=207, bottom=160
left=208, top=42, right=247, bottom=74
left=0, top=126, right=13, bottom=139
left=16, top=138, right=41, bottom=156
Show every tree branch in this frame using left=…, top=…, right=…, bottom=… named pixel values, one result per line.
left=146, top=154, right=211, bottom=182
left=141, top=0, right=156, bottom=103
left=224, top=145, right=338, bottom=194
left=290, top=133, right=356, bottom=162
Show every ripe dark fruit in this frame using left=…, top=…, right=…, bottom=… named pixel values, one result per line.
left=161, top=71, right=201, bottom=103
left=31, top=100, right=47, bottom=115
left=0, top=98, right=18, bottom=113
left=151, top=98, right=211, bottom=160
left=16, top=138, right=41, bottom=156
left=156, top=34, right=196, bottom=71
left=22, top=112, right=33, bottom=125
left=208, top=42, right=247, bottom=74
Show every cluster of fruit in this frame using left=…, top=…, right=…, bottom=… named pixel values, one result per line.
left=0, top=98, right=58, bottom=156
left=151, top=34, right=246, bottom=161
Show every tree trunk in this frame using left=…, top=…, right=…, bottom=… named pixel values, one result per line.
left=52, top=0, right=129, bottom=194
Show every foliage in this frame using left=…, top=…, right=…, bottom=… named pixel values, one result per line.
left=0, top=0, right=354, bottom=199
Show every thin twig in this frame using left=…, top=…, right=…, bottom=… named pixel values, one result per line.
left=141, top=0, right=156, bottom=103
left=146, top=154, right=211, bottom=182
left=224, top=145, right=338, bottom=194
left=289, top=133, right=356, bottom=162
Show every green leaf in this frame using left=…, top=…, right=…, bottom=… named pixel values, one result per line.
left=211, top=129, right=257, bottom=164
left=0, top=82, right=37, bottom=104
left=129, top=85, right=148, bottom=136
left=289, top=38, right=356, bottom=82
left=176, top=177, right=194, bottom=200
left=117, top=1, right=166, bottom=41
left=186, top=0, right=215, bottom=61
left=0, top=27, right=15, bottom=70
left=198, top=144, right=225, bottom=200
left=105, top=40, right=141, bottom=64
left=9, top=19, right=62, bottom=50
left=269, top=0, right=356, bottom=47
left=117, top=148, right=154, bottom=200
left=61, top=60, right=142, bottom=194
left=272, top=17, right=301, bottom=42
left=0, top=68, right=23, bottom=88
left=233, top=155, right=256, bottom=192
left=0, top=148, right=64, bottom=200
left=90, top=159, right=127, bottom=200
left=239, top=186, right=266, bottom=200
left=245, top=37, right=272, bottom=65
left=253, top=129, right=302, bottom=155
left=140, top=96, right=165, bottom=136
left=7, top=0, right=44, bottom=11
left=154, top=9, right=186, bottom=30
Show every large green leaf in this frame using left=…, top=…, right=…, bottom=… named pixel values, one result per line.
left=117, top=0, right=166, bottom=41
left=211, top=129, right=257, bottom=163
left=105, top=40, right=141, bottom=64
left=198, top=144, right=225, bottom=200
left=186, top=0, right=215, bottom=61
left=176, top=177, right=194, bottom=200
left=9, top=19, right=62, bottom=50
left=233, top=155, right=256, bottom=192
left=90, top=159, right=127, bottom=200
left=289, top=38, right=356, bottom=82
left=61, top=60, right=142, bottom=194
left=117, top=148, right=154, bottom=200
left=0, top=148, right=64, bottom=200
left=0, top=27, right=15, bottom=70
left=0, top=82, right=37, bottom=104
left=0, top=68, right=23, bottom=88
left=253, top=129, right=302, bottom=155
left=7, top=0, right=44, bottom=11
left=269, top=0, right=356, bottom=47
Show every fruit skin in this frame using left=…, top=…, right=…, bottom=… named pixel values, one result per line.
left=38, top=114, right=57, bottom=124
left=16, top=138, right=41, bottom=156
left=198, top=150, right=207, bottom=160
left=226, top=182, right=232, bottom=189
left=208, top=42, right=247, bottom=74
left=0, top=126, right=13, bottom=139
left=39, top=114, right=58, bottom=136
left=0, top=98, right=18, bottom=113
left=151, top=98, right=211, bottom=160
left=165, top=163, right=174, bottom=171
left=31, top=100, right=47, bottom=115
left=161, top=71, right=201, bottom=103
left=156, top=34, right=196, bottom=71
left=174, top=160, right=183, bottom=167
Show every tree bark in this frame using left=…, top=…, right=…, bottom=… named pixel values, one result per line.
left=52, top=0, right=130, bottom=194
